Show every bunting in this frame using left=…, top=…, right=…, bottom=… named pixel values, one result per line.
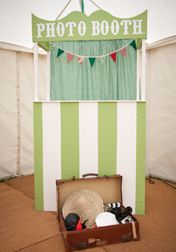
left=56, top=40, right=137, bottom=67
left=110, top=52, right=116, bottom=63
left=67, top=53, right=74, bottom=62
left=89, top=57, right=96, bottom=67
left=129, top=40, right=137, bottom=49
left=57, top=48, right=64, bottom=57
left=119, top=47, right=127, bottom=57
left=77, top=56, right=83, bottom=64
left=99, top=56, right=105, bottom=64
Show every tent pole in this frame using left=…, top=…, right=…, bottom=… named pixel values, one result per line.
left=141, top=39, right=146, bottom=100
left=46, top=51, right=50, bottom=101
left=16, top=52, right=21, bottom=176
left=34, top=43, right=39, bottom=101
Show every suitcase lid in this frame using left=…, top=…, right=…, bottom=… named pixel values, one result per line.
left=56, top=174, right=122, bottom=214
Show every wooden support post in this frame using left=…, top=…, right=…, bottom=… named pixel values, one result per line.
left=136, top=49, right=141, bottom=100
left=16, top=52, right=21, bottom=176
left=141, top=40, right=146, bottom=100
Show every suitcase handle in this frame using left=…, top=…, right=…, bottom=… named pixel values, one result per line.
left=82, top=173, right=98, bottom=178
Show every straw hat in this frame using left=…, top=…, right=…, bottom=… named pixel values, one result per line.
left=62, top=188, right=104, bottom=228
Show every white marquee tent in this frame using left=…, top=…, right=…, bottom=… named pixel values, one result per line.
left=0, top=42, right=47, bottom=179
left=0, top=35, right=176, bottom=182
left=146, top=36, right=176, bottom=182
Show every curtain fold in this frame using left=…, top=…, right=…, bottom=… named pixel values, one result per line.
left=50, top=40, right=136, bottom=100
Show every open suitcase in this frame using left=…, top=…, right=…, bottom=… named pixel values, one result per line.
left=56, top=174, right=140, bottom=251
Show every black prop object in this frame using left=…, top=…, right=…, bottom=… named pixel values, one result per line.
left=105, top=203, right=133, bottom=224
left=64, top=213, right=80, bottom=231
left=115, top=206, right=133, bottom=223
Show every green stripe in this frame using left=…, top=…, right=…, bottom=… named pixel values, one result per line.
left=61, top=103, right=79, bottom=179
left=136, top=102, right=146, bottom=214
left=98, top=103, right=117, bottom=176
left=33, top=102, right=43, bottom=210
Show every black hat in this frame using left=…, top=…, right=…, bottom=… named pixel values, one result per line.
left=64, top=213, right=80, bottom=231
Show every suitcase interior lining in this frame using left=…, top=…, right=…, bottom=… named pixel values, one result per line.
left=56, top=175, right=122, bottom=213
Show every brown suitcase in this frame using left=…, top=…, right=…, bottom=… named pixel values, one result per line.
left=56, top=174, right=140, bottom=251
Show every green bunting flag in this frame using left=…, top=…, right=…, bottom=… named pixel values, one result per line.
left=129, top=39, right=142, bottom=49
left=57, top=48, right=64, bottom=57
left=129, top=40, right=137, bottom=50
left=89, top=57, right=96, bottom=67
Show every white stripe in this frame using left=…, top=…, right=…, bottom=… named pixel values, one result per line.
left=46, top=52, right=50, bottom=101
left=116, top=103, right=136, bottom=213
left=79, top=103, right=98, bottom=177
left=43, top=103, right=61, bottom=211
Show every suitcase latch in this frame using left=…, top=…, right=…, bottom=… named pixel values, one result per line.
left=88, top=238, right=107, bottom=246
left=121, top=233, right=132, bottom=242
left=78, top=241, right=88, bottom=250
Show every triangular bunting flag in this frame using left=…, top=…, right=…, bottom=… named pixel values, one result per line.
left=129, top=40, right=137, bottom=49
left=99, top=56, right=105, bottom=64
left=67, top=53, right=74, bottom=62
left=110, top=52, right=117, bottom=63
left=77, top=56, right=83, bottom=64
left=89, top=57, right=96, bottom=67
left=57, top=48, right=64, bottom=57
left=119, top=47, right=127, bottom=57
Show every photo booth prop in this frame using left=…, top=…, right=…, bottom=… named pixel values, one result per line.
left=32, top=1, right=147, bottom=214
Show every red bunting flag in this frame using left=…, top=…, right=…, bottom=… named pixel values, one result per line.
left=110, top=52, right=116, bottom=63
left=67, top=53, right=74, bottom=62
left=119, top=47, right=127, bottom=57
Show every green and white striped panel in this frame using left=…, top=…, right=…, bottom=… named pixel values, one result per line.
left=34, top=101, right=146, bottom=214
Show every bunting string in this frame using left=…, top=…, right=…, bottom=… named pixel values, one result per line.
left=53, top=40, right=137, bottom=67
left=52, top=40, right=134, bottom=59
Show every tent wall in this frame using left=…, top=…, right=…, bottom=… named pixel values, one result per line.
left=0, top=44, right=47, bottom=179
left=146, top=39, right=176, bottom=182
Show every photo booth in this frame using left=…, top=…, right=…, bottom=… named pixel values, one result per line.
left=32, top=1, right=147, bottom=214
